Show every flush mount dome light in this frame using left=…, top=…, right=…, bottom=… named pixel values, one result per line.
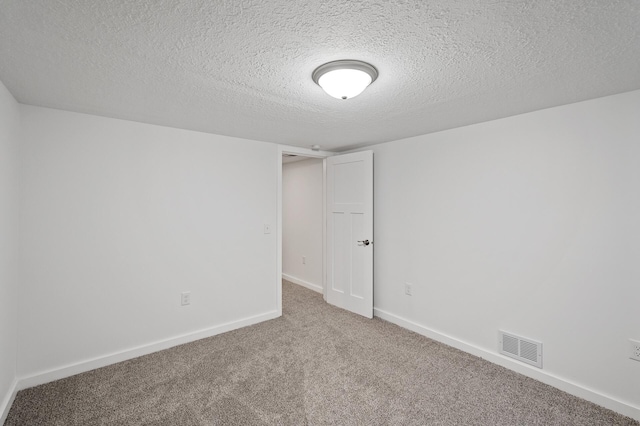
left=312, top=60, right=378, bottom=100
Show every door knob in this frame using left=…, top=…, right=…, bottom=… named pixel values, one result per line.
left=357, top=239, right=371, bottom=246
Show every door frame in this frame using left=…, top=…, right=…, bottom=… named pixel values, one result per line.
left=276, top=145, right=334, bottom=316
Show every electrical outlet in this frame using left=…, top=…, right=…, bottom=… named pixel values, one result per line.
left=181, top=291, right=191, bottom=306
left=302, top=256, right=306, bottom=264
left=630, top=339, right=640, bottom=361
left=405, top=282, right=412, bottom=296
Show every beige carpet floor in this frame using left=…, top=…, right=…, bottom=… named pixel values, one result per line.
left=5, top=280, right=638, bottom=425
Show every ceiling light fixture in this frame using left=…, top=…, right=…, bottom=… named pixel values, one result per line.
left=312, top=60, right=378, bottom=100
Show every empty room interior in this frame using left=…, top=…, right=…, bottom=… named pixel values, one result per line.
left=1, top=1, right=640, bottom=424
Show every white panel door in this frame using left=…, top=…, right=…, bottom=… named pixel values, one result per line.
left=326, top=151, right=373, bottom=318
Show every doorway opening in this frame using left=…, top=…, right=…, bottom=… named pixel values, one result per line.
left=276, top=146, right=331, bottom=316
left=277, top=147, right=374, bottom=319
left=281, top=154, right=324, bottom=296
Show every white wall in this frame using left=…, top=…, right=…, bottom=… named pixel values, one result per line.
left=17, top=105, right=278, bottom=380
left=0, top=79, right=20, bottom=420
left=282, top=158, right=323, bottom=291
left=370, top=90, right=640, bottom=417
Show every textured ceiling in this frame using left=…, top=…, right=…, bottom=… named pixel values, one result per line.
left=1, top=1, right=639, bottom=151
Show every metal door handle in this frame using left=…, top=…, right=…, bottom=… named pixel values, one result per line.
left=357, top=239, right=371, bottom=246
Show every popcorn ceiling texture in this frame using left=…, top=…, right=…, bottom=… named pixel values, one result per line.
left=1, top=1, right=639, bottom=151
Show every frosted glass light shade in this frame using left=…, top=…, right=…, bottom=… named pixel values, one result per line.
left=312, top=60, right=378, bottom=100
left=318, top=69, right=371, bottom=100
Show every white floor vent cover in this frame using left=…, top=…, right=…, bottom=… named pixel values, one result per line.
left=499, top=331, right=543, bottom=368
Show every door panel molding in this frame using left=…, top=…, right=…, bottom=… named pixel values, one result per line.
left=326, top=151, right=373, bottom=318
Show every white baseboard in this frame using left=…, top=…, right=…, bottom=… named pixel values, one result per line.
left=0, top=378, right=18, bottom=425
left=282, top=273, right=322, bottom=293
left=373, top=307, right=640, bottom=422
left=16, top=310, right=280, bottom=392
